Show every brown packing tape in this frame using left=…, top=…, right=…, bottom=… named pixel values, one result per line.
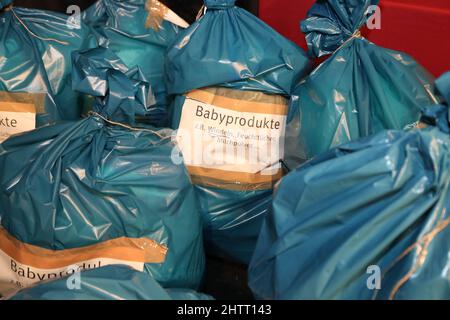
left=191, top=176, right=278, bottom=191
left=186, top=88, right=289, bottom=115
left=145, top=0, right=169, bottom=31
left=193, top=87, right=289, bottom=105
left=0, top=227, right=168, bottom=269
left=417, top=122, right=428, bottom=129
left=190, top=179, right=277, bottom=192
left=0, top=102, right=35, bottom=113
left=0, top=92, right=45, bottom=114
left=188, top=166, right=283, bottom=191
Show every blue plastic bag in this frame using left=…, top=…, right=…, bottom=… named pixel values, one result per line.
left=249, top=72, right=450, bottom=300
left=0, top=1, right=11, bottom=8
left=0, top=47, right=204, bottom=298
left=82, top=0, right=188, bottom=127
left=285, top=0, right=439, bottom=167
left=7, top=265, right=212, bottom=300
left=165, top=0, right=311, bottom=264
left=0, top=4, right=96, bottom=133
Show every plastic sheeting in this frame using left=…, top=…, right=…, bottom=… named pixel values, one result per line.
left=166, top=0, right=310, bottom=95
left=0, top=48, right=204, bottom=297
left=165, top=0, right=311, bottom=265
left=0, top=1, right=12, bottom=8
left=82, top=0, right=188, bottom=127
left=285, top=0, right=439, bottom=167
left=0, top=6, right=96, bottom=127
left=7, top=265, right=213, bottom=300
left=249, top=72, right=450, bottom=300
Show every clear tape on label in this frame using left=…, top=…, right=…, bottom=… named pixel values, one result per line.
left=177, top=87, right=288, bottom=191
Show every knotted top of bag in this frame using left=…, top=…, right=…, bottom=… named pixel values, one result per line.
left=420, top=72, right=450, bottom=133
left=205, top=0, right=235, bottom=9
left=165, top=0, right=311, bottom=95
left=301, top=0, right=379, bottom=57
left=72, top=47, right=152, bottom=126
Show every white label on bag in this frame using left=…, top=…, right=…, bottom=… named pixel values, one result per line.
left=0, top=252, right=144, bottom=297
left=0, top=104, right=36, bottom=143
left=0, top=227, right=167, bottom=297
left=176, top=90, right=288, bottom=187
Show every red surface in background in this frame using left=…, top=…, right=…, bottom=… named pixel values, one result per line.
left=259, top=0, right=450, bottom=77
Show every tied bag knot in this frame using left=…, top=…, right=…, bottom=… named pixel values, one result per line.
left=72, top=47, right=153, bottom=126
left=301, top=0, right=378, bottom=57
left=205, top=0, right=235, bottom=10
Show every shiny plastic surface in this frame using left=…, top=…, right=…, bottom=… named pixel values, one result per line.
left=249, top=72, right=450, bottom=300
left=165, top=0, right=311, bottom=265
left=82, top=0, right=183, bottom=126
left=285, top=0, right=439, bottom=167
left=8, top=265, right=212, bottom=300
left=0, top=7, right=96, bottom=126
left=0, top=1, right=12, bottom=9
left=0, top=48, right=204, bottom=289
left=166, top=0, right=311, bottom=96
